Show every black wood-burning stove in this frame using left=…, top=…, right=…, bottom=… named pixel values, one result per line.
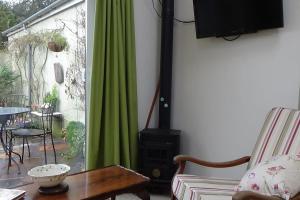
left=138, top=0, right=180, bottom=193
left=139, top=129, right=180, bottom=192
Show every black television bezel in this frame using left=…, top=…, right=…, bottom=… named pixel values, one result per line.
left=193, top=0, right=284, bottom=39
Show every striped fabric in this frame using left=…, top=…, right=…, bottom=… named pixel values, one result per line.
left=172, top=107, right=300, bottom=200
left=248, top=107, right=300, bottom=169
left=172, top=175, right=239, bottom=200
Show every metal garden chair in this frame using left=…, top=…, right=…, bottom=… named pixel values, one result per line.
left=12, top=103, right=57, bottom=164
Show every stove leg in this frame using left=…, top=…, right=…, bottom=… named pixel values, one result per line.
left=136, top=190, right=150, bottom=200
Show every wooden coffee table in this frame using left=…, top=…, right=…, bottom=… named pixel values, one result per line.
left=17, top=165, right=150, bottom=200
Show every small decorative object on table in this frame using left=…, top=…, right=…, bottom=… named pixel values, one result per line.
left=0, top=188, right=25, bottom=200
left=28, top=164, right=70, bottom=194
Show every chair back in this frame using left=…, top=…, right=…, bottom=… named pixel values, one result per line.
left=41, top=104, right=54, bottom=134
left=3, top=94, right=28, bottom=107
left=0, top=97, right=6, bottom=107
left=248, top=107, right=300, bottom=169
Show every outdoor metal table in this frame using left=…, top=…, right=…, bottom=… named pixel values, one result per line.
left=0, top=107, right=30, bottom=173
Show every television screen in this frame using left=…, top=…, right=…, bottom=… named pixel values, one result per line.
left=193, top=0, right=284, bottom=38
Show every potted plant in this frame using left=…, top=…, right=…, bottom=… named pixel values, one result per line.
left=43, top=86, right=59, bottom=109
left=47, top=33, right=69, bottom=52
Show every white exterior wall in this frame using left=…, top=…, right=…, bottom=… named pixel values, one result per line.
left=7, top=0, right=86, bottom=124
left=0, top=52, right=11, bottom=66
left=86, top=0, right=95, bottom=133
left=133, top=0, right=300, bottom=179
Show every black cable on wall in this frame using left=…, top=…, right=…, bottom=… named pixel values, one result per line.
left=152, top=0, right=195, bottom=24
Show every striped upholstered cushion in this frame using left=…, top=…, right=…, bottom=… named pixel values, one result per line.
left=172, top=175, right=239, bottom=200
left=248, top=107, right=300, bottom=169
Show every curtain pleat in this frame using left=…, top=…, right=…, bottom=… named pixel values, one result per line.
left=87, top=0, right=138, bottom=170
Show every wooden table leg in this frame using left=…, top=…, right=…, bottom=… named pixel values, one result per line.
left=136, top=190, right=150, bottom=200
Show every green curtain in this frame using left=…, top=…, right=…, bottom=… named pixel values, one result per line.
left=87, top=0, right=138, bottom=170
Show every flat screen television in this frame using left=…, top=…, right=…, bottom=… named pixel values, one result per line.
left=193, top=0, right=284, bottom=38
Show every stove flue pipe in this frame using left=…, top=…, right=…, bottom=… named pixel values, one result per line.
left=159, top=0, right=175, bottom=129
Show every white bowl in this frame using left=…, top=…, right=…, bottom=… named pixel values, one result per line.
left=28, top=164, right=70, bottom=188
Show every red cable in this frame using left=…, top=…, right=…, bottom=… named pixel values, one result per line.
left=145, top=78, right=160, bottom=129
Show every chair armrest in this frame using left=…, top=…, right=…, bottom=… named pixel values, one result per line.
left=174, top=155, right=251, bottom=174
left=233, top=191, right=282, bottom=200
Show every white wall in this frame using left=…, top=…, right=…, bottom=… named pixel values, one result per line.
left=135, top=0, right=300, bottom=178
left=0, top=52, right=11, bottom=66
left=134, top=0, right=161, bottom=129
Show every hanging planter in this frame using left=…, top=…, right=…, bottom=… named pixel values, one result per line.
left=47, top=33, right=69, bottom=52
left=48, top=42, right=64, bottom=52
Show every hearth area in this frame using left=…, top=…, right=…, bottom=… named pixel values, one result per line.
left=138, top=128, right=180, bottom=192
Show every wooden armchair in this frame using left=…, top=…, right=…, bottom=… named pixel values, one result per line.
left=171, top=107, right=300, bottom=200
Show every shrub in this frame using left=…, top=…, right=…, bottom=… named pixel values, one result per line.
left=0, top=65, right=20, bottom=93
left=64, top=121, right=85, bottom=159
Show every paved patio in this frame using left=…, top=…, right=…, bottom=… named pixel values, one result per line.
left=0, top=137, right=85, bottom=188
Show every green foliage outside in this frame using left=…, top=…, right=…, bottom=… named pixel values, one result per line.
left=9, top=31, right=69, bottom=53
left=0, top=2, right=16, bottom=47
left=0, top=0, right=57, bottom=48
left=0, top=0, right=57, bottom=36
left=10, top=0, right=56, bottom=23
left=64, top=121, right=85, bottom=159
left=0, top=2, right=16, bottom=30
left=43, top=85, right=59, bottom=105
left=0, top=65, right=20, bottom=94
